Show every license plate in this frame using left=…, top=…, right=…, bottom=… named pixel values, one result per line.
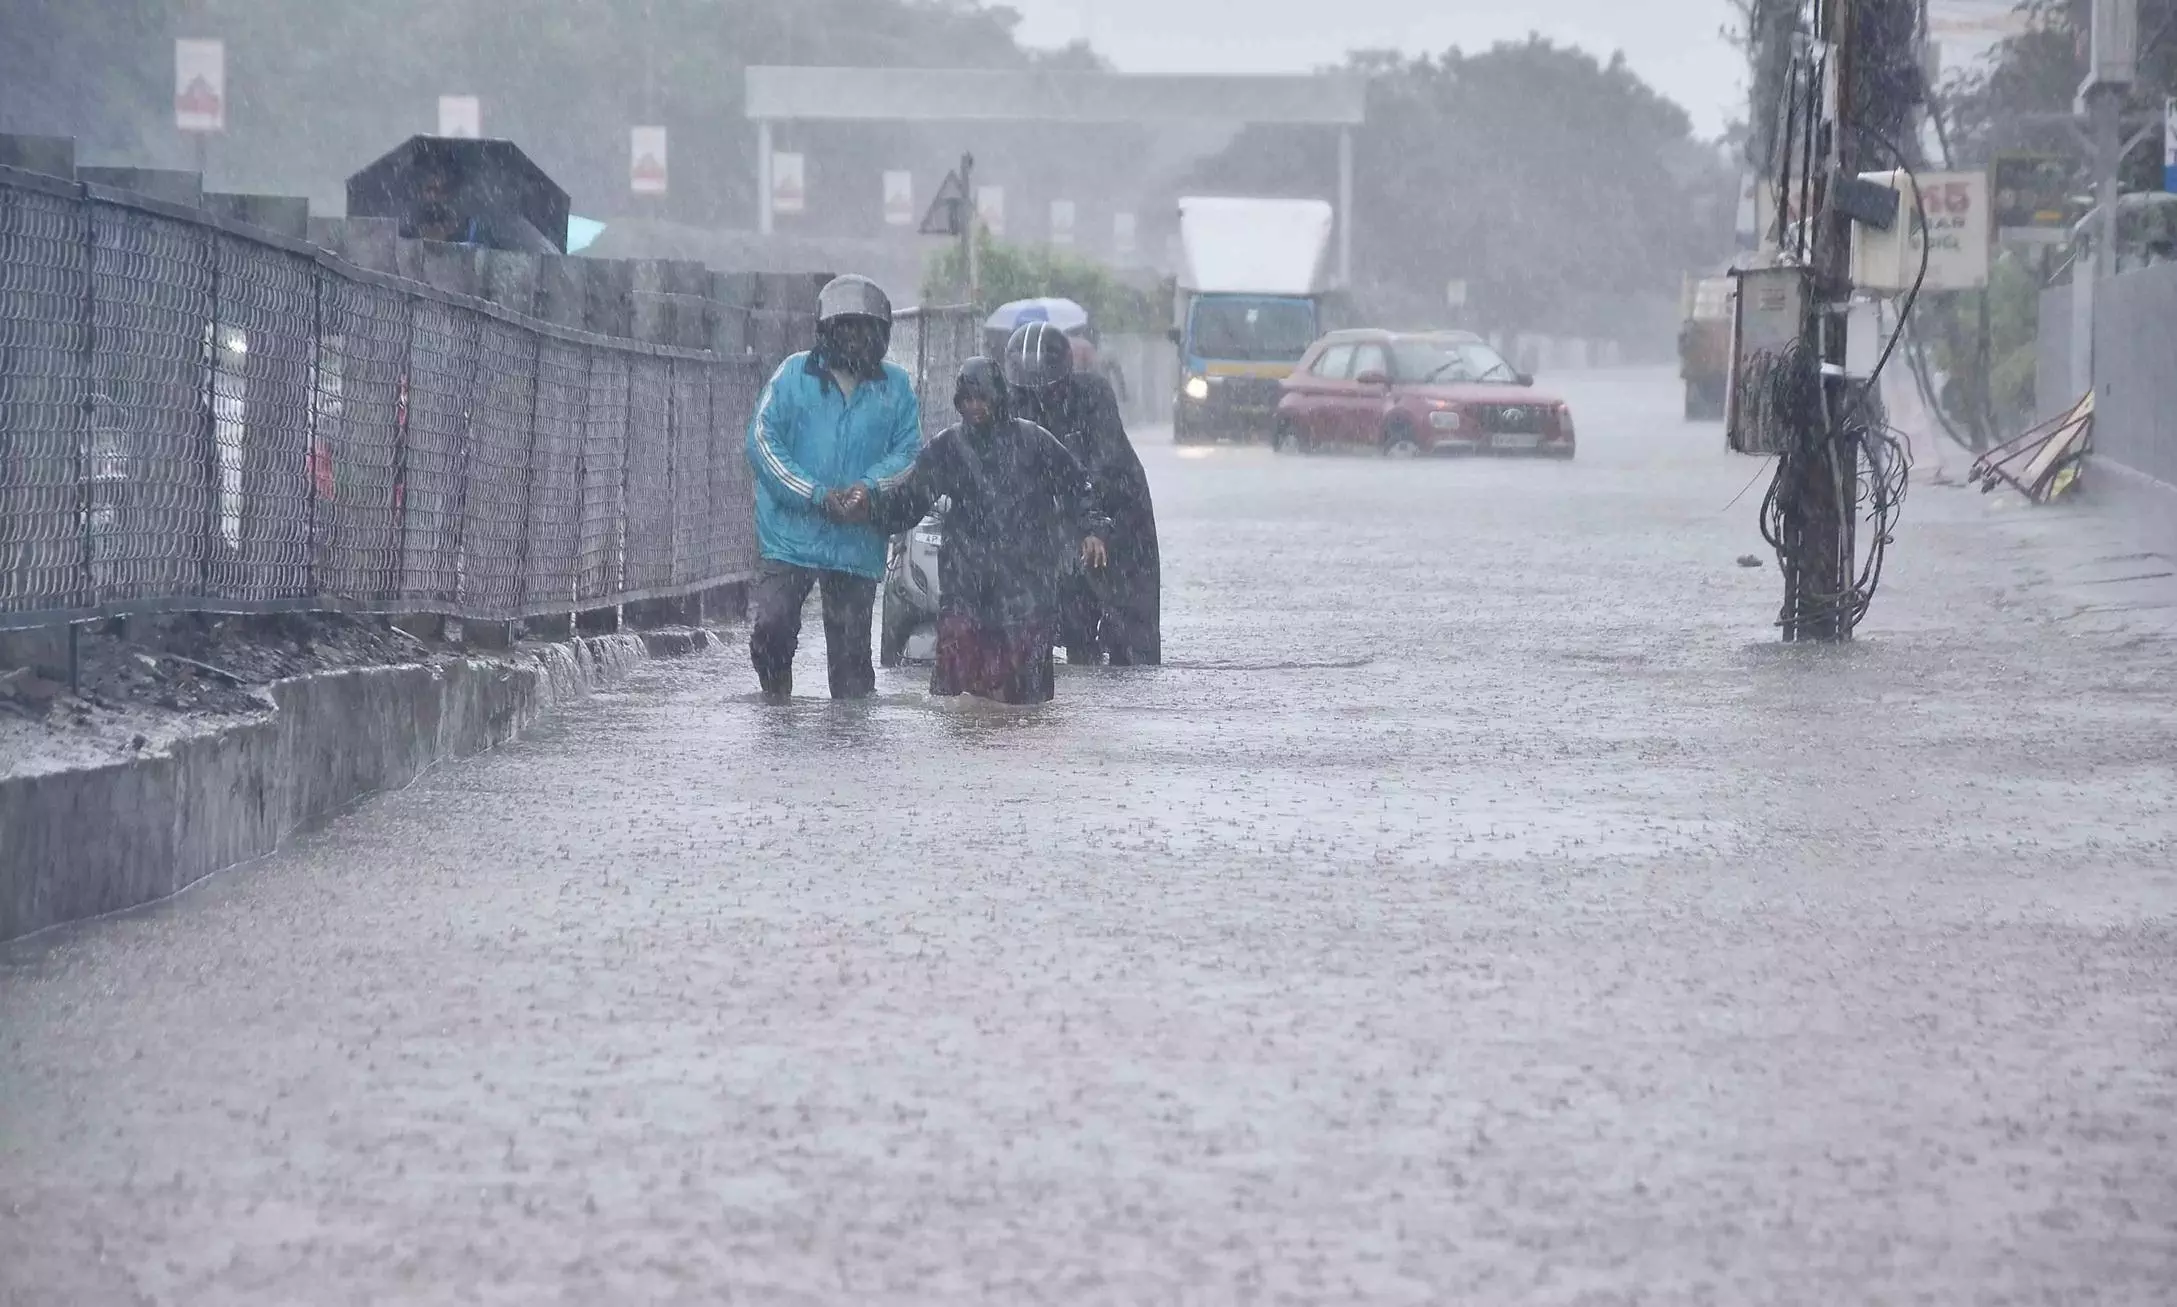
left=1492, top=432, right=1540, bottom=449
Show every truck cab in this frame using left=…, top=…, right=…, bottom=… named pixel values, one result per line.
left=1174, top=294, right=1322, bottom=442
left=1170, top=197, right=1337, bottom=444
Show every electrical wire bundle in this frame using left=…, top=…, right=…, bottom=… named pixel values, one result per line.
left=1749, top=0, right=1929, bottom=639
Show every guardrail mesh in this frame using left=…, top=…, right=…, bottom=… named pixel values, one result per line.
left=1, top=171, right=790, bottom=630
left=890, top=305, right=978, bottom=439
left=0, top=169, right=986, bottom=632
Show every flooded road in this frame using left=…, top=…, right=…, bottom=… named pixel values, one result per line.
left=5, top=367, right=2175, bottom=1304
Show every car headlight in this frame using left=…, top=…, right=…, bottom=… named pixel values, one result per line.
left=1428, top=409, right=1463, bottom=431
left=1183, top=375, right=1211, bottom=401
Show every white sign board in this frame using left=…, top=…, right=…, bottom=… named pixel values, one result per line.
left=630, top=126, right=668, bottom=196
left=1853, top=170, right=1990, bottom=293
left=175, top=39, right=226, bottom=133
left=1113, top=211, right=1137, bottom=260
left=1445, top=279, right=1468, bottom=308
left=1049, top=199, right=1076, bottom=246
left=2166, top=98, right=2177, bottom=190
left=772, top=151, right=807, bottom=216
left=1910, top=172, right=1992, bottom=291
left=883, top=170, right=914, bottom=226
left=977, top=185, right=1005, bottom=237
left=438, top=95, right=481, bottom=139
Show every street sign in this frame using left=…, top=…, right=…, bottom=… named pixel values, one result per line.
left=1445, top=279, right=1469, bottom=309
left=1049, top=199, right=1076, bottom=247
left=438, top=95, right=481, bottom=139
left=772, top=151, right=806, bottom=216
left=175, top=39, right=226, bottom=133
left=630, top=126, right=668, bottom=196
left=977, top=185, right=1005, bottom=237
left=1993, top=153, right=2075, bottom=233
left=919, top=169, right=969, bottom=236
left=1113, top=211, right=1136, bottom=260
left=2165, top=98, right=2176, bottom=192
left=883, top=170, right=914, bottom=227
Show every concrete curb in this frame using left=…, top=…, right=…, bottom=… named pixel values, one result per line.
left=0, top=629, right=718, bottom=943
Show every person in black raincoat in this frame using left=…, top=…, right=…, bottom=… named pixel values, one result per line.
left=1004, top=321, right=1162, bottom=666
left=857, top=358, right=1110, bottom=705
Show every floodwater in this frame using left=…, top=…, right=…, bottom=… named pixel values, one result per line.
left=4, top=367, right=2174, bottom=1304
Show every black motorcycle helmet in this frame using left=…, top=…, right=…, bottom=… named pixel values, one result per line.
left=815, top=274, right=894, bottom=380
left=953, top=356, right=1012, bottom=430
left=1003, top=320, right=1074, bottom=400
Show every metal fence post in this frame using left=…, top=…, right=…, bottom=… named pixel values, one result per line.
left=197, top=227, right=223, bottom=600
left=74, top=189, right=97, bottom=620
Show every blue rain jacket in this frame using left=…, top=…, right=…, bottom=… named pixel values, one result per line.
left=746, top=352, right=923, bottom=580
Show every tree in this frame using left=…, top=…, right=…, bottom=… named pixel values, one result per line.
left=923, top=227, right=1162, bottom=331
left=1177, top=40, right=1737, bottom=339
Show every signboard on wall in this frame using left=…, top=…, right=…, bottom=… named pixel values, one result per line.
left=438, top=95, right=481, bottom=139
left=883, top=170, right=914, bottom=226
left=631, top=126, right=668, bottom=195
left=772, top=151, right=807, bottom=216
left=175, top=39, right=226, bottom=133
left=977, top=185, right=1005, bottom=236
left=1114, top=211, right=1137, bottom=260
left=1049, top=199, right=1076, bottom=246
left=1993, top=154, right=2076, bottom=234
left=1913, top=171, right=1992, bottom=290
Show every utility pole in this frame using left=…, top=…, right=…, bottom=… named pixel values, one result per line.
left=961, top=153, right=980, bottom=305
left=1785, top=0, right=1862, bottom=643
left=2073, top=0, right=2138, bottom=398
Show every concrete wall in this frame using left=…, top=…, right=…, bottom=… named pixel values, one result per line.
left=2036, top=283, right=2074, bottom=426
left=0, top=633, right=700, bottom=942
left=2092, top=263, right=2177, bottom=490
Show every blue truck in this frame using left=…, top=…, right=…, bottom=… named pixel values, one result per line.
left=1169, top=197, right=1338, bottom=444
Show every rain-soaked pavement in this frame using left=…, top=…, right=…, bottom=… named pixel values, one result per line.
left=4, top=367, right=2175, bottom=1304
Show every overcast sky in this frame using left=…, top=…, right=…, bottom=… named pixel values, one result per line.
left=1003, top=0, right=1746, bottom=138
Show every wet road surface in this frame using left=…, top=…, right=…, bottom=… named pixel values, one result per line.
left=5, top=367, right=2175, bottom=1304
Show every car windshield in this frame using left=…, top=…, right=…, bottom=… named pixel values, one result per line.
left=1390, top=339, right=1522, bottom=384
left=1190, top=300, right=1318, bottom=362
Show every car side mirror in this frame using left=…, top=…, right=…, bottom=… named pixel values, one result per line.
left=1166, top=327, right=1183, bottom=346
left=1516, top=372, right=1535, bottom=387
left=1355, top=369, right=1391, bottom=387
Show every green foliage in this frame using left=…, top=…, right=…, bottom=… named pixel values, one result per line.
left=923, top=228, right=1162, bottom=334
left=1179, top=39, right=1736, bottom=336
left=1925, top=251, right=2046, bottom=437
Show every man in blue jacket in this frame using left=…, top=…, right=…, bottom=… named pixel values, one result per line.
left=746, top=275, right=923, bottom=703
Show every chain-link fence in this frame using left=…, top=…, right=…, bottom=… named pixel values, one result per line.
left=1, top=168, right=769, bottom=631
left=888, top=304, right=979, bottom=439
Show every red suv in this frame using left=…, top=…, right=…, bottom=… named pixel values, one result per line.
left=1274, top=330, right=1576, bottom=459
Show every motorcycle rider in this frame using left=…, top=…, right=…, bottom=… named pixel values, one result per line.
left=864, top=358, right=1109, bottom=705
left=1003, top=321, right=1162, bottom=666
left=745, top=275, right=924, bottom=703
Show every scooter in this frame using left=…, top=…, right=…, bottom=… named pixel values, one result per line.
left=879, top=500, right=946, bottom=666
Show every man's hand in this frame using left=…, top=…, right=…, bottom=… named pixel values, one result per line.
left=824, top=485, right=872, bottom=524
left=1082, top=536, right=1109, bottom=570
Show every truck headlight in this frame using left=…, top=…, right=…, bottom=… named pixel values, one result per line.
left=1184, top=375, right=1211, bottom=401
left=1428, top=408, right=1463, bottom=431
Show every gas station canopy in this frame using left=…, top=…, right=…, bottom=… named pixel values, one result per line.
left=743, top=68, right=1367, bottom=126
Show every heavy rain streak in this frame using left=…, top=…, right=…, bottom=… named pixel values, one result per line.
left=4, top=0, right=2177, bottom=1301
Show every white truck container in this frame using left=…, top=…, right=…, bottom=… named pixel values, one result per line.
left=1171, top=197, right=1337, bottom=443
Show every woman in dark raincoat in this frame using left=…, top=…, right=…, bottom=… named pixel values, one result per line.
left=1004, top=322, right=1162, bottom=666
left=864, top=358, right=1110, bottom=705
